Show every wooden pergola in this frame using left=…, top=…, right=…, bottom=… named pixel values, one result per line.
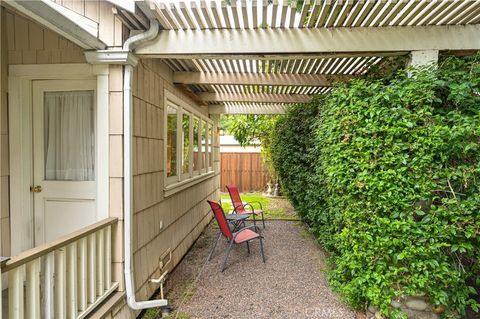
left=129, top=0, right=480, bottom=114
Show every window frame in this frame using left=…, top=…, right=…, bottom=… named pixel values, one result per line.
left=181, top=112, right=192, bottom=180
left=192, top=116, right=200, bottom=176
left=164, top=90, right=214, bottom=196
left=200, top=119, right=207, bottom=174
left=208, top=123, right=213, bottom=170
left=165, top=102, right=179, bottom=184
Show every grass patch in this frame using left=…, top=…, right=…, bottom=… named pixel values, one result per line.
left=142, top=308, right=161, bottom=319
left=220, top=192, right=299, bottom=220
left=220, top=192, right=269, bottom=212
left=140, top=278, right=196, bottom=319
left=164, top=311, right=192, bottom=319
left=180, top=280, right=197, bottom=303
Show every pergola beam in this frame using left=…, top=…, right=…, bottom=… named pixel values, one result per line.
left=209, top=104, right=287, bottom=115
left=173, top=72, right=352, bottom=86
left=198, top=92, right=312, bottom=103
left=136, top=25, right=480, bottom=58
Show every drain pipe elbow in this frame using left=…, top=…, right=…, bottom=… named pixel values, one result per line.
left=122, top=19, right=167, bottom=310
left=123, top=19, right=159, bottom=52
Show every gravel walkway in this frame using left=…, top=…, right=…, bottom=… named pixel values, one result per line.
left=162, top=220, right=358, bottom=319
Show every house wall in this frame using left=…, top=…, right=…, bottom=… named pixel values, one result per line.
left=4, top=10, right=86, bottom=65
left=132, top=58, right=220, bottom=299
left=0, top=7, right=129, bottom=315
left=0, top=7, right=91, bottom=258
left=0, top=5, right=124, bottom=253
left=0, top=5, right=221, bottom=318
left=50, top=0, right=125, bottom=47
left=105, top=58, right=221, bottom=318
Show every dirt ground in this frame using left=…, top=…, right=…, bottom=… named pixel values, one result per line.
left=150, top=219, right=357, bottom=319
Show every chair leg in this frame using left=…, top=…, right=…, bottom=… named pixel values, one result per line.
left=221, top=240, right=235, bottom=272
left=208, top=231, right=222, bottom=261
left=252, top=213, right=257, bottom=228
left=259, top=237, right=266, bottom=263
left=246, top=241, right=250, bottom=254
left=231, top=221, right=239, bottom=232
left=261, top=212, right=265, bottom=228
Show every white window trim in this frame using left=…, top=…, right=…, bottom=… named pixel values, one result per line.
left=163, top=90, right=214, bottom=196
left=8, top=64, right=109, bottom=254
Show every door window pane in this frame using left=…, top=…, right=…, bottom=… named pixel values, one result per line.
left=182, top=113, right=190, bottom=174
left=193, top=117, right=200, bottom=171
left=167, top=105, right=177, bottom=177
left=44, top=90, right=95, bottom=181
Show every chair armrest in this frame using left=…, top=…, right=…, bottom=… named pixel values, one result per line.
left=246, top=201, right=263, bottom=210
left=233, top=203, right=255, bottom=213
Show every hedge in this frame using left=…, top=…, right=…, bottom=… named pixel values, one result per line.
left=270, top=56, right=480, bottom=318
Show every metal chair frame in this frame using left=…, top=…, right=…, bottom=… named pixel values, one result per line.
left=227, top=185, right=266, bottom=228
left=207, top=200, right=266, bottom=272
left=208, top=213, right=248, bottom=261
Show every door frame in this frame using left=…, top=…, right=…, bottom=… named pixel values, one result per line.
left=8, top=64, right=109, bottom=255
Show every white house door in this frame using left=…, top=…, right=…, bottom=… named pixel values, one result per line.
left=32, top=80, right=97, bottom=245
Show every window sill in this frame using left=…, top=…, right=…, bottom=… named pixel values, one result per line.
left=164, top=170, right=215, bottom=197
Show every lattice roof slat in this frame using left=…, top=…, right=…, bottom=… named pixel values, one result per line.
left=129, top=0, right=480, bottom=113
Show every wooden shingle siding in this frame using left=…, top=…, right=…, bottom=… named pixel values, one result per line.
left=108, top=64, right=126, bottom=294
left=5, top=9, right=86, bottom=64
left=50, top=0, right=125, bottom=47
left=129, top=58, right=220, bottom=304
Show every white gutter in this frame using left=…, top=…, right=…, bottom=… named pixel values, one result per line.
left=122, top=19, right=168, bottom=310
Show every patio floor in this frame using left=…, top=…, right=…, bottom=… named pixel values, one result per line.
left=159, top=220, right=358, bottom=319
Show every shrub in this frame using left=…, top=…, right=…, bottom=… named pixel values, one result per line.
left=271, top=56, right=480, bottom=317
left=270, top=100, right=326, bottom=232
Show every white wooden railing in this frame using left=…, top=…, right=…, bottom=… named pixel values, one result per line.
left=1, top=217, right=118, bottom=319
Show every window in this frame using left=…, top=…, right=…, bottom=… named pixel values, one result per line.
left=182, top=113, right=190, bottom=175
left=166, top=104, right=177, bottom=178
left=201, top=120, right=207, bottom=171
left=208, top=124, right=213, bottom=169
left=164, top=91, right=214, bottom=191
left=193, top=117, right=200, bottom=173
left=44, top=90, right=95, bottom=181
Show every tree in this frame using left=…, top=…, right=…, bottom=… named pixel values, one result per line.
left=221, top=114, right=279, bottom=182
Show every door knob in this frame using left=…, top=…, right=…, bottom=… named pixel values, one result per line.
left=30, top=185, right=42, bottom=193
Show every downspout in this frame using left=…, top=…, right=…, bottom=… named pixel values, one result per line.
left=122, top=19, right=167, bottom=310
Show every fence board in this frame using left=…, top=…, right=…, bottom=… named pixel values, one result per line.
left=220, top=152, right=269, bottom=192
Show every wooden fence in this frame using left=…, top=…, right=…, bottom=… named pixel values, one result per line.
left=220, top=152, right=269, bottom=193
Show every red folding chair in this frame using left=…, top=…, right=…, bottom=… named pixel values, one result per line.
left=226, top=184, right=266, bottom=228
left=207, top=200, right=266, bottom=272
left=207, top=210, right=249, bottom=261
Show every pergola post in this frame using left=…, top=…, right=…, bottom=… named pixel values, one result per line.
left=408, top=50, right=439, bottom=67
left=407, top=50, right=439, bottom=77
